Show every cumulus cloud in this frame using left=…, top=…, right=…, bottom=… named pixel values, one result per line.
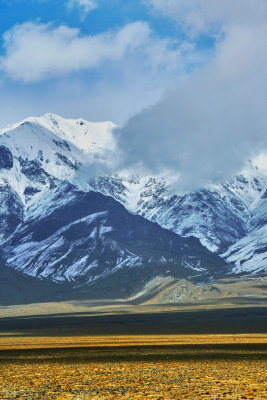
left=0, top=21, right=154, bottom=82
left=116, top=2, right=267, bottom=190
left=67, top=0, right=98, bottom=15
left=0, top=18, right=197, bottom=127
left=0, top=20, right=191, bottom=84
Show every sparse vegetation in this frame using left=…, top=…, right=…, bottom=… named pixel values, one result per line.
left=0, top=335, right=266, bottom=399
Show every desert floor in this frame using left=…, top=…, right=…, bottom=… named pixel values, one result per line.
left=0, top=334, right=266, bottom=399
left=0, top=305, right=266, bottom=399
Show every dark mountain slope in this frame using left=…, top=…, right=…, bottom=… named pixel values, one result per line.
left=3, top=184, right=226, bottom=296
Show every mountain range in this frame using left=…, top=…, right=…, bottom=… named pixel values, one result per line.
left=0, top=113, right=266, bottom=304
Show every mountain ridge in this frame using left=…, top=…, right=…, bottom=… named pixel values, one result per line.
left=0, top=113, right=266, bottom=284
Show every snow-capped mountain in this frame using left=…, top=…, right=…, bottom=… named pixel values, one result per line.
left=3, top=182, right=224, bottom=290
left=0, top=113, right=116, bottom=204
left=133, top=166, right=267, bottom=251
left=90, top=165, right=267, bottom=274
left=222, top=188, right=267, bottom=274
left=0, top=112, right=266, bottom=286
left=0, top=113, right=226, bottom=294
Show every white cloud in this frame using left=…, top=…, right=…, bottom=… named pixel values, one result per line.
left=67, top=0, right=98, bottom=15
left=0, top=19, right=197, bottom=87
left=116, top=4, right=267, bottom=190
left=0, top=18, right=199, bottom=127
left=0, top=21, right=153, bottom=82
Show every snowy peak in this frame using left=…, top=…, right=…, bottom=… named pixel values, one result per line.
left=33, top=113, right=117, bottom=154
left=0, top=113, right=119, bottom=205
left=0, top=113, right=117, bottom=154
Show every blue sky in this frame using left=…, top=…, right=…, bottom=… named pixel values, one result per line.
left=0, top=0, right=188, bottom=43
left=1, top=1, right=150, bottom=35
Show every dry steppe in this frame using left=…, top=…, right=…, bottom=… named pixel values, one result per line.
left=0, top=334, right=266, bottom=399
left=0, top=276, right=266, bottom=399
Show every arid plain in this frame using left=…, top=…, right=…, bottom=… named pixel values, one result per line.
left=0, top=276, right=266, bottom=399
left=0, top=334, right=266, bottom=399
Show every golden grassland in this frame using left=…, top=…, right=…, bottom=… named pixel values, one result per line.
left=0, top=334, right=266, bottom=399
left=0, top=300, right=249, bottom=319
left=0, top=334, right=266, bottom=350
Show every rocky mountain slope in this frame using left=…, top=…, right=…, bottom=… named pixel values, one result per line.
left=0, top=263, right=60, bottom=306
left=3, top=181, right=225, bottom=288
left=0, top=112, right=266, bottom=289
left=92, top=165, right=267, bottom=274
left=222, top=188, right=267, bottom=274
left=0, top=114, right=227, bottom=298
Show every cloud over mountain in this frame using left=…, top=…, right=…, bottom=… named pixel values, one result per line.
left=117, top=0, right=267, bottom=190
